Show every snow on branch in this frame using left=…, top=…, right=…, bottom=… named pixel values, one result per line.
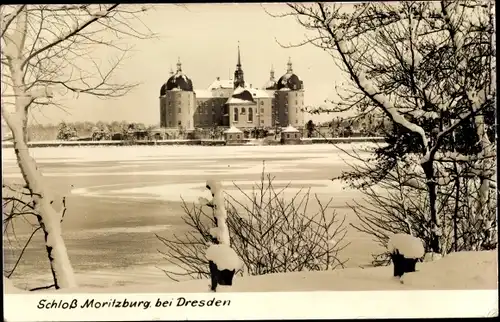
left=355, top=72, right=429, bottom=152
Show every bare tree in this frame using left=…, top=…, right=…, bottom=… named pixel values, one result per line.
left=156, top=167, right=349, bottom=281
left=269, top=1, right=496, bottom=254
left=1, top=4, right=155, bottom=289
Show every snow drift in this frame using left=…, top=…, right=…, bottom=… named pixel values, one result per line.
left=6, top=250, right=496, bottom=294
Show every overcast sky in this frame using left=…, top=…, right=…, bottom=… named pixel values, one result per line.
left=29, top=3, right=352, bottom=126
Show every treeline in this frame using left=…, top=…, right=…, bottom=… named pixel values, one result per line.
left=28, top=121, right=154, bottom=141
left=306, top=114, right=391, bottom=138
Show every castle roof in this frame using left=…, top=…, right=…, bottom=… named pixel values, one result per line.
left=282, top=124, right=300, bottom=133
left=160, top=58, right=193, bottom=95
left=208, top=79, right=234, bottom=90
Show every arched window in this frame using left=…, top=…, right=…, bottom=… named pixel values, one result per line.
left=234, top=107, right=239, bottom=122
left=248, top=108, right=253, bottom=122
left=241, top=107, right=246, bottom=115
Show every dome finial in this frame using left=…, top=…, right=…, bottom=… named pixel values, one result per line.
left=287, top=57, right=293, bottom=73
left=177, top=57, right=182, bottom=73
left=169, top=65, right=174, bottom=76
left=270, top=64, right=275, bottom=80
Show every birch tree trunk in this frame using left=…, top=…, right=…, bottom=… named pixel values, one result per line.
left=2, top=108, right=77, bottom=289
left=1, top=4, right=154, bottom=289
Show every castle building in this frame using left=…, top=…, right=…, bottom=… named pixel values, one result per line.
left=159, top=45, right=305, bottom=131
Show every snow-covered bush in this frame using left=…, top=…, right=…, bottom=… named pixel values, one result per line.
left=91, top=125, right=111, bottom=141
left=387, top=233, right=425, bottom=259
left=387, top=234, right=424, bottom=277
left=56, top=122, right=77, bottom=140
left=387, top=233, right=424, bottom=277
left=156, top=167, right=349, bottom=281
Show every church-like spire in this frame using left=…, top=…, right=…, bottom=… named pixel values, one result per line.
left=176, top=57, right=182, bottom=73
left=169, top=65, right=174, bottom=76
left=234, top=42, right=245, bottom=89
left=270, top=64, right=275, bottom=80
left=287, top=57, right=293, bottom=73
left=237, top=42, right=241, bottom=67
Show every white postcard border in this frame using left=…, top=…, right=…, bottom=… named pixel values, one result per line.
left=4, top=290, right=499, bottom=321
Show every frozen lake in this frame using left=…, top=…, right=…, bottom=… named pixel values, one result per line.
left=2, top=144, right=385, bottom=289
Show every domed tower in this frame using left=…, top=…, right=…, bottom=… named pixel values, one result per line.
left=159, top=58, right=195, bottom=130
left=275, top=57, right=305, bottom=128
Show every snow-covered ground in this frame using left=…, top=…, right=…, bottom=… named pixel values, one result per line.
left=5, top=251, right=497, bottom=293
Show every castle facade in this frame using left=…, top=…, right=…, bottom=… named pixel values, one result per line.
left=159, top=45, right=305, bottom=131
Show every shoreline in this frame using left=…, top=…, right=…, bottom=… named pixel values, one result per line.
left=1, top=136, right=385, bottom=149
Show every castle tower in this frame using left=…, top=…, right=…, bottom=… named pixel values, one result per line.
left=275, top=57, right=305, bottom=128
left=159, top=58, right=195, bottom=130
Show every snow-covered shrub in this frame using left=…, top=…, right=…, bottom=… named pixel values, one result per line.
left=205, top=244, right=241, bottom=291
left=387, top=234, right=425, bottom=259
left=56, top=122, right=77, bottom=140
left=156, top=167, right=349, bottom=281
left=387, top=233, right=425, bottom=277
left=91, top=125, right=111, bottom=141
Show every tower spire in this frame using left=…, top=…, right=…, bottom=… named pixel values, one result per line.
left=287, top=57, right=293, bottom=73
left=237, top=41, right=241, bottom=67
left=234, top=42, right=245, bottom=89
left=176, top=57, right=182, bottom=73
left=270, top=64, right=275, bottom=80
left=169, top=65, right=174, bottom=76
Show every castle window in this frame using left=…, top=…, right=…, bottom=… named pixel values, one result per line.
left=261, top=107, right=264, bottom=113
left=241, top=107, right=246, bottom=115
left=178, top=107, right=181, bottom=113
left=260, top=101, right=264, bottom=105
left=234, top=107, right=239, bottom=122
left=295, top=101, right=298, bottom=105
left=248, top=108, right=253, bottom=122
left=178, top=121, right=181, bottom=126
left=261, top=120, right=264, bottom=124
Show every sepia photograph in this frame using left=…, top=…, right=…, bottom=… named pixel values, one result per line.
left=2, top=1, right=498, bottom=320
